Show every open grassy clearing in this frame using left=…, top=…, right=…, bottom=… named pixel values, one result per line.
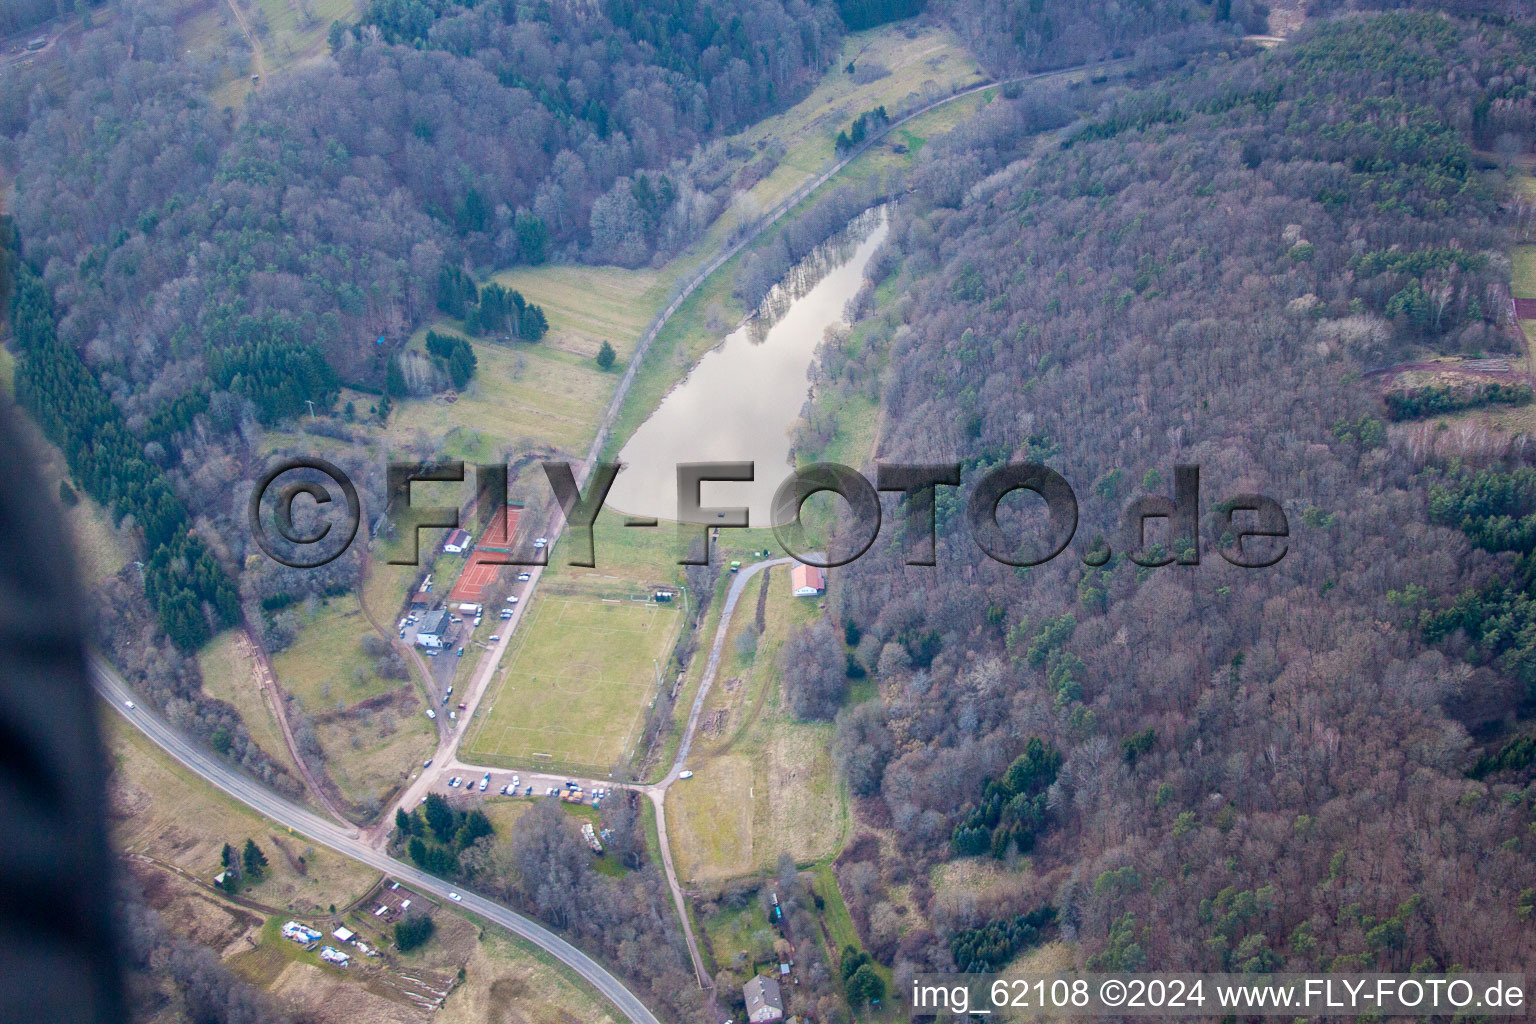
left=3, top=384, right=135, bottom=587
left=1514, top=244, right=1536, bottom=297
left=38, top=440, right=134, bottom=587
left=173, top=0, right=353, bottom=109
left=315, top=710, right=435, bottom=812
left=271, top=603, right=396, bottom=710
left=107, top=717, right=378, bottom=913
left=705, top=24, right=985, bottom=227
left=701, top=899, right=781, bottom=974
left=462, top=587, right=684, bottom=774
left=388, top=330, right=616, bottom=460
left=545, top=512, right=695, bottom=585
left=268, top=599, right=435, bottom=809
left=644, top=525, right=788, bottom=776
left=198, top=629, right=300, bottom=776
left=243, top=0, right=351, bottom=65
left=491, top=263, right=666, bottom=365
left=668, top=574, right=845, bottom=885
left=436, top=928, right=625, bottom=1024
left=361, top=557, right=426, bottom=634
left=1003, top=939, right=1076, bottom=975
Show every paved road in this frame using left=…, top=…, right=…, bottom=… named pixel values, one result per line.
left=371, top=56, right=1138, bottom=987
left=430, top=557, right=793, bottom=990
left=182, top=52, right=1138, bottom=1005
left=89, top=654, right=663, bottom=1024
left=662, top=558, right=794, bottom=787
left=646, top=557, right=791, bottom=984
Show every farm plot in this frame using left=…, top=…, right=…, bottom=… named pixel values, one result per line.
left=461, top=587, right=683, bottom=774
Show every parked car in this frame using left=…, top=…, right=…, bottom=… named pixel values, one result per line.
left=524, top=786, right=533, bottom=796
left=423, top=759, right=433, bottom=768
left=546, top=787, right=557, bottom=796
left=511, top=775, right=520, bottom=788
left=457, top=649, right=464, bottom=658
left=679, top=770, right=694, bottom=779
left=516, top=573, right=531, bottom=581
left=449, top=711, right=457, bottom=721
left=499, top=610, right=512, bottom=619
left=448, top=777, right=461, bottom=788
left=488, top=635, right=500, bottom=642
left=426, top=709, right=437, bottom=719
left=533, top=537, right=548, bottom=548
left=446, top=686, right=453, bottom=695
left=123, top=700, right=135, bottom=710
left=506, top=595, right=518, bottom=605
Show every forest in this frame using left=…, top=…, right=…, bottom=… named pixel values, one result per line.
left=388, top=792, right=706, bottom=1022
left=7, top=0, right=1536, bottom=1018
left=812, top=3, right=1536, bottom=992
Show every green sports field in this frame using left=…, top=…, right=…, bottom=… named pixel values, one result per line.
left=461, top=588, right=683, bottom=774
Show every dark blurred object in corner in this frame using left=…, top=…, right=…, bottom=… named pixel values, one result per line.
left=0, top=396, right=124, bottom=1022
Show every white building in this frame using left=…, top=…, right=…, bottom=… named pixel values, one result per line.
left=443, top=528, right=473, bottom=553
left=416, top=610, right=449, bottom=649
left=790, top=564, right=826, bottom=597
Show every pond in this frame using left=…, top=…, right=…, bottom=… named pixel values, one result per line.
left=606, top=205, right=890, bottom=526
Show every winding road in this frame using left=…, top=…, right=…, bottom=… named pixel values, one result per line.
left=645, top=558, right=793, bottom=985
left=99, top=53, right=1137, bottom=1022
left=90, top=653, right=663, bottom=1024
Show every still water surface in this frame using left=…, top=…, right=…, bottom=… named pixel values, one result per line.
left=606, top=206, right=890, bottom=525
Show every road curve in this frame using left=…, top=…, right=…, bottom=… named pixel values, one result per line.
left=649, top=556, right=794, bottom=986
left=89, top=654, right=663, bottom=1024
left=663, top=558, right=794, bottom=787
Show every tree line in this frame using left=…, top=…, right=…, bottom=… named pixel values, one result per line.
left=812, top=7, right=1536, bottom=993
left=3, top=227, right=239, bottom=650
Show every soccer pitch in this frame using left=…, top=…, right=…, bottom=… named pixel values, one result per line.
left=462, top=589, right=683, bottom=774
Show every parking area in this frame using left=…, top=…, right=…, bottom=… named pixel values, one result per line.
left=424, top=768, right=624, bottom=807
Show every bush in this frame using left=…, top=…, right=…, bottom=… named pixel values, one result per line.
left=395, top=912, right=435, bottom=952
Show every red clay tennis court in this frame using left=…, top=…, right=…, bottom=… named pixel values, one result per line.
left=447, top=505, right=522, bottom=603
left=449, top=552, right=502, bottom=603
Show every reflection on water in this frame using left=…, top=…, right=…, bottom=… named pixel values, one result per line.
left=607, top=206, right=890, bottom=525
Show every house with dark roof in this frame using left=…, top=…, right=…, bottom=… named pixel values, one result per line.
left=743, top=975, right=784, bottom=1022
left=443, top=528, right=473, bottom=553
left=416, top=609, right=449, bottom=649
